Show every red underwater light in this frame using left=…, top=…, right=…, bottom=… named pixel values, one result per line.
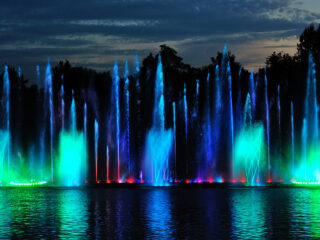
left=127, top=178, right=134, bottom=184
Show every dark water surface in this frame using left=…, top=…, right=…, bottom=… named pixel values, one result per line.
left=0, top=187, right=318, bottom=239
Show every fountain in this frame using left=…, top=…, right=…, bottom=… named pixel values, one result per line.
left=204, top=72, right=213, bottom=179
left=144, top=55, right=173, bottom=186
left=112, top=61, right=121, bottom=182
left=234, top=94, right=266, bottom=185
left=2, top=46, right=320, bottom=187
left=106, top=145, right=109, bottom=182
left=0, top=66, right=10, bottom=184
left=172, top=102, right=176, bottom=181
left=249, top=69, right=256, bottom=120
left=184, top=83, right=188, bottom=138
left=95, top=119, right=98, bottom=183
left=264, top=70, right=271, bottom=180
left=124, top=59, right=130, bottom=177
left=227, top=61, right=234, bottom=180
left=296, top=53, right=319, bottom=183
left=44, top=61, right=54, bottom=183
left=61, top=84, right=65, bottom=130
left=56, top=96, right=87, bottom=186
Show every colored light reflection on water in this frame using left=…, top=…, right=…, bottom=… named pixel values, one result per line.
left=145, top=190, right=173, bottom=238
left=230, top=190, right=266, bottom=239
left=1, top=188, right=320, bottom=238
left=57, top=190, right=88, bottom=238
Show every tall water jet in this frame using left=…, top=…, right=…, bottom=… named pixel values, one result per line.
left=213, top=64, right=222, bottom=173
left=193, top=79, right=200, bottom=119
left=234, top=93, right=265, bottom=185
left=61, top=84, right=65, bottom=130
left=172, top=102, right=176, bottom=180
left=95, top=119, right=98, bottom=182
left=112, top=61, right=120, bottom=181
left=44, top=61, right=54, bottom=183
left=84, top=102, right=87, bottom=182
left=227, top=61, right=234, bottom=180
left=124, top=59, right=130, bottom=176
left=235, top=68, right=242, bottom=131
left=0, top=66, right=10, bottom=183
left=249, top=69, right=256, bottom=119
left=277, top=84, right=282, bottom=179
left=300, top=53, right=319, bottom=181
left=144, top=55, right=172, bottom=186
left=37, top=65, right=45, bottom=180
left=134, top=54, right=142, bottom=171
left=204, top=72, right=213, bottom=178
left=184, top=83, right=188, bottom=138
left=56, top=96, right=87, bottom=186
left=183, top=83, right=189, bottom=178
left=106, top=145, right=109, bottom=182
left=264, top=70, right=270, bottom=180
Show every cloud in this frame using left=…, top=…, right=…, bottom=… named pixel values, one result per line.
left=0, top=0, right=319, bottom=80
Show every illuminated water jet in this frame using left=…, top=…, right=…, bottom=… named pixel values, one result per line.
left=144, top=55, right=173, bottom=186
left=56, top=96, right=87, bottom=186
left=234, top=94, right=266, bottom=185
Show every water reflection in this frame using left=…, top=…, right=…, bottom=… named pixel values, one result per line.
left=1, top=188, right=320, bottom=238
left=0, top=190, right=11, bottom=238
left=289, top=189, right=320, bottom=238
left=56, top=189, right=88, bottom=238
left=0, top=189, right=56, bottom=238
left=230, top=189, right=266, bottom=239
left=145, top=189, right=173, bottom=239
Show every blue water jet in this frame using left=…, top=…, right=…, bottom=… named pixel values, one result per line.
left=204, top=72, right=213, bottom=176
left=144, top=55, right=172, bottom=186
left=249, top=69, right=256, bottom=119
left=184, top=83, right=188, bottom=138
left=264, top=70, right=270, bottom=179
left=235, top=68, right=242, bottom=130
left=95, top=119, right=99, bottom=182
left=124, top=59, right=130, bottom=176
left=173, top=102, right=176, bottom=180
left=61, top=84, right=65, bottom=130
left=112, top=60, right=121, bottom=181
left=44, top=61, right=53, bottom=183
left=106, top=145, right=109, bottom=181
left=227, top=61, right=234, bottom=179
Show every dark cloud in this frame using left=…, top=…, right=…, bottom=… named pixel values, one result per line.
left=0, top=0, right=319, bottom=81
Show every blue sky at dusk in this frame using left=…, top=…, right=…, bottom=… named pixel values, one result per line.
left=1, top=0, right=320, bottom=80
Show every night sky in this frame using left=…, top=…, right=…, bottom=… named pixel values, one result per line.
left=1, top=0, right=320, bottom=81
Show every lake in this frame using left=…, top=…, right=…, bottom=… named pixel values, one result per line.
left=0, top=187, right=318, bottom=239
